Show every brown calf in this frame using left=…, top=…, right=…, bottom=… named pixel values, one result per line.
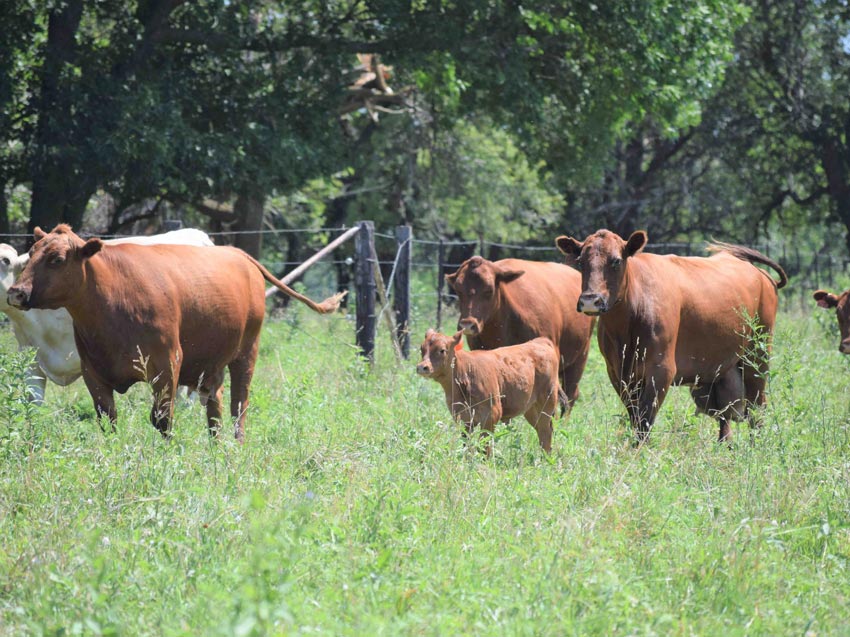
left=445, top=256, right=594, bottom=413
left=416, top=329, right=560, bottom=454
left=813, top=289, right=850, bottom=354
left=7, top=225, right=345, bottom=441
left=556, top=229, right=787, bottom=443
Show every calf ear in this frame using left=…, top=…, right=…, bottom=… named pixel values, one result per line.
left=451, top=330, right=463, bottom=349
left=80, top=238, right=104, bottom=259
left=625, top=231, right=648, bottom=257
left=813, top=290, right=839, bottom=309
left=33, top=227, right=47, bottom=241
left=425, top=328, right=436, bottom=339
left=555, top=235, right=583, bottom=257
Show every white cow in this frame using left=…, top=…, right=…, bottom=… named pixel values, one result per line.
left=0, top=228, right=214, bottom=403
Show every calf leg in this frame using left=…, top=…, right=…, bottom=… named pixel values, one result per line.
left=525, top=393, right=557, bottom=453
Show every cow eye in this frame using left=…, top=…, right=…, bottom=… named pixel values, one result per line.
left=440, top=348, right=447, bottom=355
left=611, top=257, right=622, bottom=269
left=48, top=255, right=65, bottom=266
left=0, top=256, right=9, bottom=266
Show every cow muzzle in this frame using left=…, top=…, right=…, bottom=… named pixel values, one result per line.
left=6, top=286, right=30, bottom=310
left=577, top=292, right=607, bottom=315
left=457, top=319, right=480, bottom=336
left=840, top=341, right=850, bottom=355
left=416, top=362, right=433, bottom=376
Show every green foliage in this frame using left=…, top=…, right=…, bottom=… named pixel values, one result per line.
left=1, top=310, right=850, bottom=634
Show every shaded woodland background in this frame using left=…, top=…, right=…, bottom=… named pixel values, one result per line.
left=2, top=1, right=850, bottom=261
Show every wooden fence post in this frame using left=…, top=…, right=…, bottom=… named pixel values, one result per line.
left=436, top=239, right=445, bottom=330
left=355, top=221, right=376, bottom=363
left=394, top=225, right=412, bottom=358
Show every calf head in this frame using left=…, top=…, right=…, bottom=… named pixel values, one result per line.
left=0, top=244, right=27, bottom=311
left=813, top=289, right=850, bottom=354
left=7, top=225, right=103, bottom=311
left=416, top=329, right=463, bottom=379
left=445, top=256, right=524, bottom=336
left=555, top=229, right=647, bottom=315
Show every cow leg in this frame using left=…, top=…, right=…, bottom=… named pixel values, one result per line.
left=228, top=347, right=258, bottom=444
left=148, top=363, right=180, bottom=437
left=26, top=363, right=47, bottom=405
left=559, top=355, right=583, bottom=417
left=622, top=368, right=673, bottom=444
left=81, top=371, right=116, bottom=432
left=742, top=359, right=769, bottom=432
left=691, top=368, right=746, bottom=443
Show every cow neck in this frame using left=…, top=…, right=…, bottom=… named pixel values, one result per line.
left=62, top=255, right=109, bottom=328
left=433, top=351, right=467, bottom=393
left=480, top=286, right=517, bottom=340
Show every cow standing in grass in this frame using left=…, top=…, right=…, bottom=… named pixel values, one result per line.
left=445, top=256, right=594, bottom=415
left=7, top=225, right=345, bottom=441
left=416, top=329, right=560, bottom=455
left=0, top=229, right=214, bottom=403
left=813, top=289, right=850, bottom=353
left=556, top=229, right=787, bottom=443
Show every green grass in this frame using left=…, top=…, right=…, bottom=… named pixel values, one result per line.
left=1, top=306, right=849, bottom=636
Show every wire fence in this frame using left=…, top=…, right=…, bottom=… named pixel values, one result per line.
left=3, top=225, right=847, bottom=329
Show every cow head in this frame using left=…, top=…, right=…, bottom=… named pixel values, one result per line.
left=813, top=289, right=850, bottom=354
left=7, top=225, right=103, bottom=311
left=555, top=229, right=647, bottom=315
left=445, top=256, right=524, bottom=336
left=416, top=328, right=463, bottom=379
left=0, top=244, right=28, bottom=312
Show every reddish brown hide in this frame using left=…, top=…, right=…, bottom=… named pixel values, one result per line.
left=813, top=289, right=850, bottom=354
left=7, top=225, right=345, bottom=441
left=416, top=329, right=560, bottom=455
left=556, top=229, right=787, bottom=443
left=445, top=256, right=594, bottom=414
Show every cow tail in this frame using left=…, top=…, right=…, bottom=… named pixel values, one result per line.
left=244, top=253, right=347, bottom=314
left=707, top=242, right=788, bottom=290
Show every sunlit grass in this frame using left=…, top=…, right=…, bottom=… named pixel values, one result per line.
left=1, top=307, right=849, bottom=635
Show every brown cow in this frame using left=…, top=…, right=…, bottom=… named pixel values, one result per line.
left=416, top=329, right=560, bottom=454
left=6, top=225, right=345, bottom=441
left=555, top=229, right=787, bottom=443
left=445, top=257, right=594, bottom=413
left=813, top=289, right=850, bottom=353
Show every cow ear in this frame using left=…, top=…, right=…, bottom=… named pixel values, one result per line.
left=813, top=290, right=839, bottom=309
left=555, top=235, right=583, bottom=257
left=33, top=227, right=47, bottom=241
left=425, top=328, right=436, bottom=339
left=444, top=271, right=457, bottom=290
left=625, top=231, right=647, bottom=257
left=80, top=238, right=104, bottom=259
left=495, top=267, right=524, bottom=284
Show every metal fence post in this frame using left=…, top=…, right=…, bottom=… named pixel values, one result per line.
left=394, top=225, right=412, bottom=358
left=355, top=221, right=376, bottom=363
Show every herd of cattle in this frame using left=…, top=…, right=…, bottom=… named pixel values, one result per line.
left=1, top=224, right=848, bottom=449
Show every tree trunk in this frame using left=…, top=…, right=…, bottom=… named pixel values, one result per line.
left=27, top=0, right=92, bottom=238
left=819, top=135, right=850, bottom=253
left=233, top=188, right=265, bottom=258
left=0, top=181, right=9, bottom=239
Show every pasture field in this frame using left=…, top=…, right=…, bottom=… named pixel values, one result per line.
left=1, top=304, right=849, bottom=636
